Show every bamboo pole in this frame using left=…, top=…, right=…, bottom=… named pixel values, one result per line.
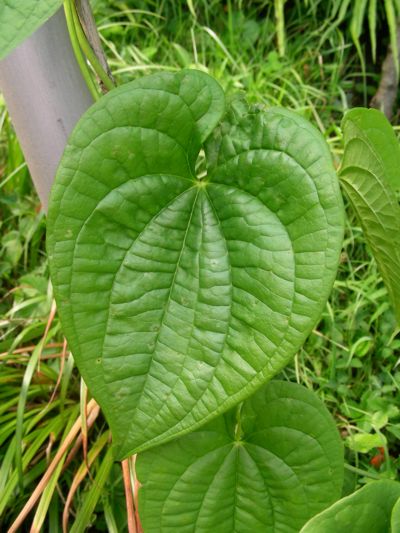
left=0, top=7, right=94, bottom=211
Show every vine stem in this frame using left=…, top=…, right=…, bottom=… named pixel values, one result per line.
left=69, top=0, right=114, bottom=92
left=122, top=459, right=138, bottom=533
left=63, top=0, right=99, bottom=101
left=344, top=463, right=381, bottom=480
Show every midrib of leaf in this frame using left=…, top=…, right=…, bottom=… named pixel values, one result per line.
left=120, top=186, right=232, bottom=447
left=120, top=181, right=297, bottom=454
left=158, top=440, right=295, bottom=531
left=138, top=189, right=232, bottom=418
left=158, top=442, right=271, bottom=532
left=66, top=175, right=194, bottom=367
left=232, top=446, right=241, bottom=533
left=124, top=186, right=201, bottom=425
left=56, top=115, right=199, bottom=314
left=154, top=439, right=231, bottom=529
left=241, top=444, right=277, bottom=529
left=99, top=183, right=196, bottom=367
left=191, top=446, right=236, bottom=531
left=138, top=382, right=344, bottom=533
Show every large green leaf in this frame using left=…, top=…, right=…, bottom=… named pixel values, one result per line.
left=301, top=480, right=400, bottom=532
left=47, top=69, right=344, bottom=458
left=340, top=108, right=400, bottom=325
left=0, top=0, right=64, bottom=60
left=137, top=380, right=344, bottom=533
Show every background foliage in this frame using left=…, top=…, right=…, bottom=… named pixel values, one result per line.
left=1, top=0, right=400, bottom=529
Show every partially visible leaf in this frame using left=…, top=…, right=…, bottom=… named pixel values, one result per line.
left=2, top=230, right=23, bottom=267
left=172, top=43, right=192, bottom=68
left=342, top=107, right=400, bottom=190
left=391, top=496, right=400, bottom=531
left=137, top=380, right=344, bottom=533
left=0, top=0, right=64, bottom=61
left=346, top=432, right=386, bottom=453
left=241, top=19, right=261, bottom=46
left=301, top=480, right=400, bottom=532
left=341, top=107, right=400, bottom=325
left=371, top=411, right=389, bottom=430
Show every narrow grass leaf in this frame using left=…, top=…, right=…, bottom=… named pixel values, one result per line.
left=103, top=500, right=119, bottom=533
left=0, top=437, right=16, bottom=492
left=350, top=0, right=368, bottom=94
left=384, top=0, right=399, bottom=77
left=368, top=0, right=377, bottom=62
left=31, top=455, right=66, bottom=532
left=70, top=446, right=114, bottom=533
left=60, top=352, right=75, bottom=412
left=0, top=408, right=77, bottom=516
left=15, top=341, right=43, bottom=491
left=63, top=431, right=110, bottom=533
left=7, top=403, right=94, bottom=532
left=15, top=304, right=57, bottom=490
left=274, top=0, right=287, bottom=56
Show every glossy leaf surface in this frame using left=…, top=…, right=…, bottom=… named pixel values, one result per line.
left=137, top=380, right=344, bottom=533
left=47, top=70, right=344, bottom=458
left=301, top=480, right=400, bottom=532
left=341, top=108, right=400, bottom=324
left=0, top=0, right=63, bottom=60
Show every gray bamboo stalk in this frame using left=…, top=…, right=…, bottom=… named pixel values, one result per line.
left=0, top=7, right=94, bottom=211
left=370, top=22, right=400, bottom=120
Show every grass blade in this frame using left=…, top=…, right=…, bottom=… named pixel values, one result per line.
left=275, top=0, right=287, bottom=56
left=384, top=0, right=399, bottom=77
left=368, top=0, right=377, bottom=62
left=8, top=399, right=99, bottom=533
left=62, top=430, right=110, bottom=532
left=31, top=456, right=65, bottom=532
left=15, top=301, right=58, bottom=490
left=70, top=445, right=114, bottom=533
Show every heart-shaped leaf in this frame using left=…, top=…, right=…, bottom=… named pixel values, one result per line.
left=301, top=480, right=400, bottom=532
left=341, top=108, right=400, bottom=325
left=137, top=380, right=344, bottom=533
left=0, top=0, right=64, bottom=60
left=47, top=70, right=344, bottom=458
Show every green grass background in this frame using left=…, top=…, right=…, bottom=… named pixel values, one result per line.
left=1, top=0, right=400, bottom=530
